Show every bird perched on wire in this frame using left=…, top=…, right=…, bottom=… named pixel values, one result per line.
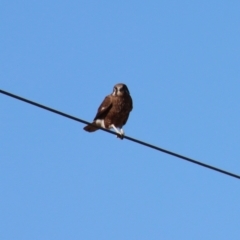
left=83, top=83, right=133, bottom=139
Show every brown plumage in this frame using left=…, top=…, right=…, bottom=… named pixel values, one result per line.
left=83, top=83, right=133, bottom=138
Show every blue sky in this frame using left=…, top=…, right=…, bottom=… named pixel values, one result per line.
left=1, top=1, right=240, bottom=239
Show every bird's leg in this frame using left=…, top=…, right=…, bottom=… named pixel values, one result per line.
left=110, top=124, right=121, bottom=134
left=120, top=128, right=124, bottom=135
left=117, top=128, right=125, bottom=140
left=110, top=124, right=124, bottom=139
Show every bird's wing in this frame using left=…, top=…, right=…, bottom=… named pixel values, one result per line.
left=94, top=95, right=112, bottom=120
left=122, top=96, right=133, bottom=125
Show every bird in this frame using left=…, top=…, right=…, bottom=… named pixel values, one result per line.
left=83, top=83, right=133, bottom=139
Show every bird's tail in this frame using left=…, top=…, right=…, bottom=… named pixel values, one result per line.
left=83, top=122, right=99, bottom=132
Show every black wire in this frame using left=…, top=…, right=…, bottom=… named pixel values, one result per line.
left=1, top=88, right=239, bottom=180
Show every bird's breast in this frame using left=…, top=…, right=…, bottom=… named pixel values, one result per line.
left=103, top=95, right=132, bottom=128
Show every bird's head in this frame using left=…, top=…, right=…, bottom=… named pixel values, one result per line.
left=112, top=83, right=130, bottom=97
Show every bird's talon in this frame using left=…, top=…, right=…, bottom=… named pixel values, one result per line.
left=116, top=133, right=124, bottom=140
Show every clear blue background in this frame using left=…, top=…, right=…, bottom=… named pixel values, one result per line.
left=1, top=1, right=240, bottom=239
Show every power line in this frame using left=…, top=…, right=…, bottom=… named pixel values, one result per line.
left=1, top=88, right=239, bottom=180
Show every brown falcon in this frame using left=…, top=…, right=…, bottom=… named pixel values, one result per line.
left=83, top=83, right=133, bottom=138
